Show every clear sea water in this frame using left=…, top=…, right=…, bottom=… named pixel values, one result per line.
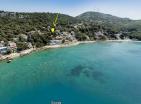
left=0, top=42, right=141, bottom=104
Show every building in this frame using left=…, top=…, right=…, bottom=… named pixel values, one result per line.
left=8, top=41, right=17, bottom=53
left=19, top=34, right=28, bottom=41
left=0, top=41, right=5, bottom=47
left=0, top=43, right=3, bottom=47
left=49, top=40, right=62, bottom=45
left=0, top=47, right=8, bottom=55
left=27, top=42, right=33, bottom=49
left=95, top=31, right=104, bottom=36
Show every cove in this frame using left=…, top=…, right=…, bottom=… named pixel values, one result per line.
left=0, top=42, right=141, bottom=104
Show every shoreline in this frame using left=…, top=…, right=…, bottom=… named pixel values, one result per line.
left=0, top=40, right=141, bottom=62
left=106, top=39, right=141, bottom=42
left=0, top=41, right=96, bottom=62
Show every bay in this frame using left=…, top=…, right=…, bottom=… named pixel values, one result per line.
left=0, top=42, right=141, bottom=104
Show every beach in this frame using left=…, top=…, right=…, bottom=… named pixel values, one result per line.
left=1, top=39, right=141, bottom=62
left=0, top=41, right=96, bottom=61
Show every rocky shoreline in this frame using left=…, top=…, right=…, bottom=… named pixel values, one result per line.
left=0, top=41, right=96, bottom=62
left=1, top=40, right=141, bottom=62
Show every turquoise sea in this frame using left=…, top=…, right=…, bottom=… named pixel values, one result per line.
left=0, top=42, right=141, bottom=104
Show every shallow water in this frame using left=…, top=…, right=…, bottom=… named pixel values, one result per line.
left=0, top=42, right=141, bottom=104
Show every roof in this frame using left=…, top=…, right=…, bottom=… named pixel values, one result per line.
left=0, top=47, right=7, bottom=50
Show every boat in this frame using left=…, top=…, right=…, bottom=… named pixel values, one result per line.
left=6, top=57, right=13, bottom=63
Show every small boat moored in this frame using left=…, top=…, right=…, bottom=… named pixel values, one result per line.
left=6, top=57, right=13, bottom=63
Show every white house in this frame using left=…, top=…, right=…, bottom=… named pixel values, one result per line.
left=0, top=47, right=8, bottom=55
left=8, top=41, right=17, bottom=52
left=49, top=40, right=62, bottom=45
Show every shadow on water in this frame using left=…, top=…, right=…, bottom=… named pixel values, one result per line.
left=68, top=65, right=106, bottom=83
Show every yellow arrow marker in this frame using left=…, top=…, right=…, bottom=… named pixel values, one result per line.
left=51, top=28, right=55, bottom=33
left=51, top=13, right=59, bottom=33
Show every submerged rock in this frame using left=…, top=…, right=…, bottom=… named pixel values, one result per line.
left=69, top=65, right=84, bottom=76
left=92, top=71, right=105, bottom=83
left=68, top=64, right=106, bottom=83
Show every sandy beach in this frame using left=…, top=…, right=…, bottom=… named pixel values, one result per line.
left=106, top=39, right=132, bottom=42
left=1, top=40, right=141, bottom=62
left=0, top=48, right=35, bottom=61
left=0, top=41, right=96, bottom=61
left=106, top=39, right=141, bottom=42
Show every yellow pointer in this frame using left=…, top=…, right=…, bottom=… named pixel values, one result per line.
left=51, top=13, right=59, bottom=33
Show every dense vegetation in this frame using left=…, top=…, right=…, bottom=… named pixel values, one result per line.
left=0, top=11, right=141, bottom=50
left=77, top=12, right=141, bottom=40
